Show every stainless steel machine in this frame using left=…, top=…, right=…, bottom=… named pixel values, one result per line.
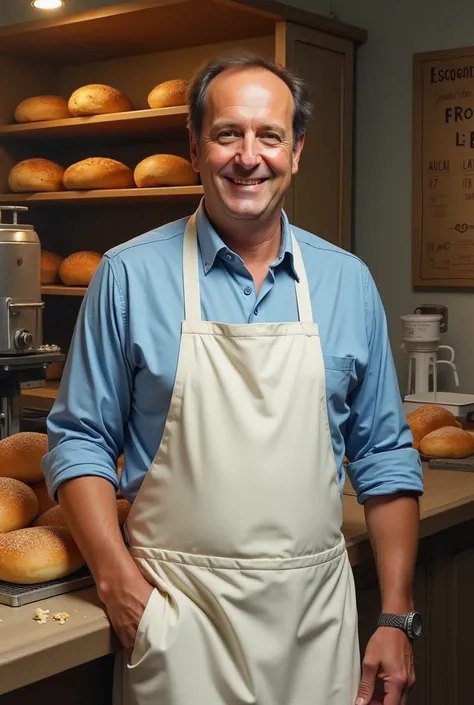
left=0, top=205, right=64, bottom=439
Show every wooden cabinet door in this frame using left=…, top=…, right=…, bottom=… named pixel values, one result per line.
left=275, top=21, right=354, bottom=251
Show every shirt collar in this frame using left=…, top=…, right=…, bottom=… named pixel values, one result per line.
left=195, top=198, right=299, bottom=280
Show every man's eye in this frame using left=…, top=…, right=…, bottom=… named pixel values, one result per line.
left=261, top=133, right=280, bottom=141
left=218, top=131, right=239, bottom=140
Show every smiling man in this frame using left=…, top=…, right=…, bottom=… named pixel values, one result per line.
left=42, top=52, right=424, bottom=705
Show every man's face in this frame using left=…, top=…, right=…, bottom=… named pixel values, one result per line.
left=190, top=67, right=304, bottom=224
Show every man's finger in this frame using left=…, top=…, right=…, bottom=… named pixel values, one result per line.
left=355, top=658, right=378, bottom=705
left=381, top=675, right=408, bottom=705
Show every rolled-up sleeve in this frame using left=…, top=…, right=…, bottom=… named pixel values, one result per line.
left=345, top=268, right=423, bottom=504
left=42, top=256, right=132, bottom=500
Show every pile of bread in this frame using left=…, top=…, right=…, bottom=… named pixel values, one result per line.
left=0, top=431, right=129, bottom=585
left=41, top=250, right=102, bottom=287
left=8, top=80, right=198, bottom=194
left=407, top=404, right=474, bottom=458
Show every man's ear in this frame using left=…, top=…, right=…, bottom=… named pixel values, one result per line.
left=291, top=133, right=305, bottom=175
left=189, top=131, right=200, bottom=173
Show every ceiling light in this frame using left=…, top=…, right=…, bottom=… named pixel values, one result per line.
left=32, top=0, right=65, bottom=9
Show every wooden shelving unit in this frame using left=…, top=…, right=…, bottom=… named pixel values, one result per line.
left=0, top=0, right=366, bottom=410
left=41, top=285, right=87, bottom=296
left=0, top=185, right=204, bottom=206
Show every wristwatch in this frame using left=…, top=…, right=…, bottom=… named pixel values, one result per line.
left=376, top=611, right=423, bottom=640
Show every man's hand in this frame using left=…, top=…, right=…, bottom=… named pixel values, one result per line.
left=355, top=627, right=415, bottom=705
left=101, top=574, right=155, bottom=652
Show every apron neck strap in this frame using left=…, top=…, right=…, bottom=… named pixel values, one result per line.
left=183, top=211, right=314, bottom=323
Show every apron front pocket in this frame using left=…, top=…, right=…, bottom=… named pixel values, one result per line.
left=129, top=587, right=160, bottom=668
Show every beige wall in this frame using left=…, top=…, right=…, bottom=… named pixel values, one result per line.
left=1, top=0, right=472, bottom=394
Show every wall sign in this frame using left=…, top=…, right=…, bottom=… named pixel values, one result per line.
left=413, top=46, right=474, bottom=287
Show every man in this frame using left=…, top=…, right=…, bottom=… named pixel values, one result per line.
left=42, top=51, right=424, bottom=705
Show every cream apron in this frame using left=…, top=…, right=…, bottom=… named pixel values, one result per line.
left=114, top=211, right=360, bottom=705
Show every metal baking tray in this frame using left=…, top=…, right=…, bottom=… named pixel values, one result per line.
left=428, top=455, right=474, bottom=472
left=0, top=567, right=94, bottom=607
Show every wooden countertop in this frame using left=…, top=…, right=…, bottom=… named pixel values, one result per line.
left=2, top=463, right=474, bottom=695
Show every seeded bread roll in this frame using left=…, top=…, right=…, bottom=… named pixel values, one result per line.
left=63, top=157, right=134, bottom=190
left=0, top=526, right=85, bottom=584
left=0, top=477, right=39, bottom=533
left=41, top=250, right=63, bottom=284
left=147, top=79, right=188, bottom=109
left=14, top=95, right=71, bottom=123
left=59, top=250, right=102, bottom=286
left=68, top=84, right=133, bottom=116
left=0, top=432, right=48, bottom=484
left=407, top=404, right=461, bottom=451
left=420, top=426, right=474, bottom=459
left=133, top=154, right=199, bottom=188
left=8, top=158, right=64, bottom=193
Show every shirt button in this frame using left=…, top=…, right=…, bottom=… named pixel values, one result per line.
left=244, top=286, right=252, bottom=296
left=225, top=253, right=233, bottom=261
left=254, top=307, right=259, bottom=316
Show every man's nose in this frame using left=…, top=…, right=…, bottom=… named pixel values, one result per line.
left=234, top=135, right=261, bottom=169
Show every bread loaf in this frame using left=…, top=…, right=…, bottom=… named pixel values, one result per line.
left=30, top=480, right=56, bottom=516
left=41, top=250, right=63, bottom=284
left=14, top=95, right=71, bottom=123
left=147, top=79, right=188, bottom=109
left=420, top=426, right=474, bottom=459
left=133, top=154, right=199, bottom=188
left=63, top=157, right=134, bottom=190
left=0, top=477, right=38, bottom=533
left=8, top=158, right=64, bottom=193
left=0, top=432, right=48, bottom=484
left=35, top=498, right=131, bottom=528
left=116, top=454, right=124, bottom=497
left=68, top=84, right=133, bottom=116
left=407, top=404, right=460, bottom=451
left=0, top=526, right=85, bottom=584
left=59, top=251, right=102, bottom=286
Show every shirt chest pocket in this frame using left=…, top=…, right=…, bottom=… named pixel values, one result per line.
left=322, top=355, right=354, bottom=410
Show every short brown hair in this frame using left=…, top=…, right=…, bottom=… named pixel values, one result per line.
left=186, top=50, right=313, bottom=148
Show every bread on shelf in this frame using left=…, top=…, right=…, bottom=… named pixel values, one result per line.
left=8, top=158, right=64, bottom=193
left=59, top=250, right=102, bottom=286
left=134, top=154, right=199, bottom=187
left=147, top=78, right=188, bottom=109
left=63, top=157, right=134, bottom=190
left=14, top=95, right=71, bottom=123
left=41, top=250, right=64, bottom=284
left=68, top=83, right=133, bottom=116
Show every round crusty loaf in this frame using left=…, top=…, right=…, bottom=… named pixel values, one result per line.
left=68, top=84, right=133, bottom=116
left=0, top=526, right=85, bottom=584
left=30, top=480, right=56, bottom=516
left=0, top=432, right=48, bottom=484
left=14, top=95, right=71, bottom=123
left=35, top=498, right=131, bottom=528
left=59, top=250, right=102, bottom=286
left=133, top=154, right=199, bottom=188
left=0, top=477, right=39, bottom=533
left=147, top=79, right=188, bottom=109
left=63, top=157, right=134, bottom=190
left=40, top=250, right=63, bottom=284
left=8, top=158, right=64, bottom=193
left=407, top=404, right=460, bottom=451
left=420, top=425, right=474, bottom=459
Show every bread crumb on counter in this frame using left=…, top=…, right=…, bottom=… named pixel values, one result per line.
left=33, top=607, right=50, bottom=624
left=53, top=612, right=70, bottom=625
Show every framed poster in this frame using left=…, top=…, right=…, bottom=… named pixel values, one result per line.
left=413, top=46, right=474, bottom=287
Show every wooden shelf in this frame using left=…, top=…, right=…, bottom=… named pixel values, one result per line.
left=21, top=380, right=59, bottom=412
left=0, top=0, right=366, bottom=64
left=0, top=185, right=203, bottom=206
left=41, top=285, right=87, bottom=296
left=0, top=106, right=189, bottom=141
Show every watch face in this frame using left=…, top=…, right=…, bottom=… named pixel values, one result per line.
left=410, top=612, right=423, bottom=638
